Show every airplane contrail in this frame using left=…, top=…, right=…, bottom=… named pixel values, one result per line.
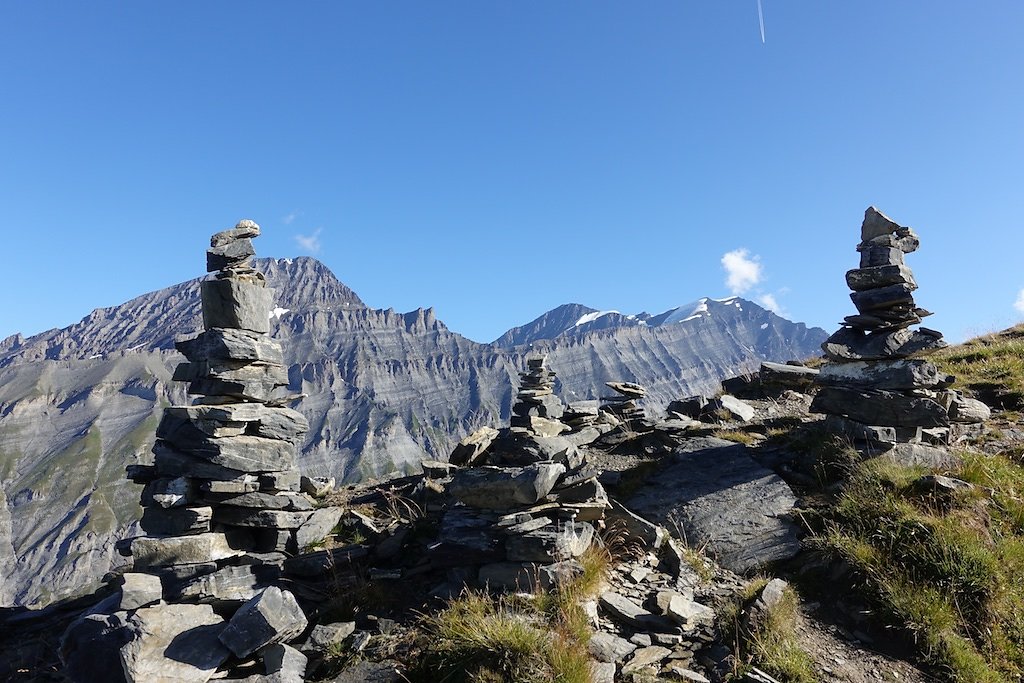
left=757, top=0, right=766, bottom=43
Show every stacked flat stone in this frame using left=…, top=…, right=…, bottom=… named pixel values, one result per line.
left=126, top=220, right=317, bottom=591
left=810, top=208, right=954, bottom=445
left=600, top=381, right=647, bottom=427
left=509, top=356, right=568, bottom=437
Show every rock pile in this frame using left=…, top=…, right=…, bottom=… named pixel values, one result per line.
left=600, top=381, right=647, bottom=428
left=811, top=207, right=989, bottom=445
left=59, top=221, right=351, bottom=682
left=509, top=356, right=568, bottom=437
left=438, top=360, right=611, bottom=592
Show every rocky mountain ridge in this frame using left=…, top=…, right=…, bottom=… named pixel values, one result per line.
left=0, top=256, right=826, bottom=607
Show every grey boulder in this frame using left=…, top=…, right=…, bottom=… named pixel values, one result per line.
left=447, top=463, right=565, bottom=509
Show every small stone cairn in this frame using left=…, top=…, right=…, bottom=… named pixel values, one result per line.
left=509, top=356, right=568, bottom=437
left=441, top=358, right=610, bottom=592
left=810, top=207, right=990, bottom=445
left=600, top=381, right=647, bottom=428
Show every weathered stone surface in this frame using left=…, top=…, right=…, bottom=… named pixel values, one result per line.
left=606, top=381, right=646, bottom=399
left=662, top=594, right=714, bottom=631
left=295, top=507, right=343, bottom=550
left=590, top=661, right=616, bottom=683
left=213, top=507, right=313, bottom=529
left=448, top=463, right=565, bottom=509
left=712, top=394, right=756, bottom=422
left=60, top=610, right=134, bottom=683
left=217, top=491, right=313, bottom=511
left=207, top=237, right=255, bottom=272
left=327, top=660, right=402, bottom=682
left=301, top=622, right=355, bottom=653
left=599, top=592, right=674, bottom=631
left=118, top=572, right=163, bottom=610
left=858, top=245, right=904, bottom=268
left=817, top=358, right=951, bottom=390
left=176, top=327, right=283, bottom=364
left=211, top=220, right=260, bottom=247
left=262, top=470, right=301, bottom=492
left=880, top=443, right=961, bottom=469
left=160, top=404, right=308, bottom=444
left=667, top=396, right=707, bottom=419
left=811, top=386, right=949, bottom=427
left=509, top=415, right=570, bottom=437
left=189, top=376, right=282, bottom=402
left=449, top=426, right=499, bottom=466
left=246, top=643, right=307, bottom=683
left=299, top=475, right=335, bottom=497
left=822, top=326, right=946, bottom=361
left=178, top=435, right=297, bottom=473
left=130, top=533, right=246, bottom=569
left=845, top=264, right=917, bottom=292
left=140, top=505, right=212, bottom=535
left=605, top=501, right=668, bottom=550
left=152, top=443, right=251, bottom=481
left=621, top=645, right=672, bottom=675
left=861, top=206, right=902, bottom=242
left=218, top=587, right=308, bottom=658
left=477, top=562, right=541, bottom=591
left=201, top=278, right=273, bottom=333
left=628, top=438, right=802, bottom=574
left=505, top=523, right=594, bottom=562
left=140, top=477, right=197, bottom=509
left=759, top=361, right=819, bottom=388
left=119, top=603, right=229, bottom=683
left=175, top=564, right=275, bottom=604
left=850, top=283, right=916, bottom=314
left=588, top=631, right=637, bottom=663
left=947, top=394, right=991, bottom=423
left=823, top=415, right=897, bottom=444
left=174, top=358, right=289, bottom=386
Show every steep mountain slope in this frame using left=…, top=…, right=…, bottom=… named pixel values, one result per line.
left=0, top=257, right=826, bottom=607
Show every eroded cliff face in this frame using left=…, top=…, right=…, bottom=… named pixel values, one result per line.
left=0, top=257, right=825, bottom=606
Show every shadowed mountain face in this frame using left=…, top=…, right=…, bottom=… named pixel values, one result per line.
left=0, top=257, right=826, bottom=607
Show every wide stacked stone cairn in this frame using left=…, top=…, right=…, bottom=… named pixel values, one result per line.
left=440, top=358, right=610, bottom=592
left=810, top=207, right=988, bottom=445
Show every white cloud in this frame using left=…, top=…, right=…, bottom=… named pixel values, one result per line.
left=756, top=293, right=783, bottom=314
left=1015, top=288, right=1024, bottom=314
left=294, top=228, right=322, bottom=254
left=721, top=248, right=762, bottom=295
left=282, top=212, right=299, bottom=225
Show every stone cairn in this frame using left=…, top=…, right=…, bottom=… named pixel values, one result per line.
left=440, top=357, right=610, bottom=592
left=106, top=220, right=333, bottom=681
left=810, top=207, right=989, bottom=446
left=600, top=381, right=647, bottom=429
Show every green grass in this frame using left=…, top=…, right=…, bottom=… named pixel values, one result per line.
left=711, top=428, right=759, bottom=445
left=815, top=453, right=1024, bottom=681
left=933, top=324, right=1024, bottom=410
left=410, top=545, right=609, bottom=683
left=722, top=578, right=817, bottom=682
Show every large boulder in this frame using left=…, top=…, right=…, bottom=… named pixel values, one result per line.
left=447, top=463, right=565, bottom=509
left=218, top=587, right=308, bottom=659
left=119, top=603, right=230, bottom=683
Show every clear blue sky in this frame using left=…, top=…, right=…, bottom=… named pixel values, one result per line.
left=2, top=2, right=1022, bottom=345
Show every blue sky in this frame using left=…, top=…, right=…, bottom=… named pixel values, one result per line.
left=2, top=2, right=1022, bottom=344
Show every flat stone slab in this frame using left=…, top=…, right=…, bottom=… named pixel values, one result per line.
left=218, top=586, right=308, bottom=658
left=627, top=437, right=802, bottom=574
left=119, top=603, right=230, bottom=683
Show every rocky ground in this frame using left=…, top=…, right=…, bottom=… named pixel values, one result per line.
left=4, top=358, right=1014, bottom=682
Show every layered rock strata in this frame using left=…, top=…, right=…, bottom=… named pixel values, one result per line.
left=811, top=207, right=988, bottom=445
left=600, top=382, right=648, bottom=429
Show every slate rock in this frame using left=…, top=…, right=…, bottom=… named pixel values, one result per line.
left=140, top=477, right=196, bottom=509
left=174, top=564, right=276, bottom=604
left=627, top=437, right=801, bottom=573
left=590, top=661, right=617, bottom=683
left=300, top=475, right=335, bottom=497
left=118, top=572, right=163, bottom=611
left=880, top=443, right=962, bottom=469
left=176, top=327, right=284, bottom=364
left=449, top=426, right=499, bottom=466
left=822, top=326, right=946, bottom=361
left=140, top=505, right=212, bottom=535
left=207, top=237, right=255, bottom=272
left=218, top=587, right=309, bottom=658
left=817, top=358, right=950, bottom=390
left=213, top=507, right=313, bottom=529
left=447, top=463, right=566, bottom=509
left=850, top=283, right=916, bottom=313
left=845, top=264, right=917, bottom=292
left=301, top=622, right=355, bottom=653
left=295, top=507, right=344, bottom=550
left=621, top=645, right=672, bottom=675
left=947, top=394, right=991, bottom=423
left=217, top=491, right=313, bottom=511
left=861, top=206, right=902, bottom=242
left=179, top=434, right=297, bottom=473
left=327, top=660, right=402, bottom=682
left=712, top=394, right=756, bottom=422
left=211, top=220, right=261, bottom=247
left=243, top=643, right=307, bottom=683
left=119, top=603, right=229, bottom=683
left=60, top=610, right=133, bottom=683
left=811, top=386, right=949, bottom=427
left=201, top=278, right=273, bottom=333
left=599, top=592, right=675, bottom=631
left=505, top=523, right=595, bottom=562
left=759, top=362, right=819, bottom=388
left=130, top=533, right=246, bottom=569
left=604, top=500, right=668, bottom=550
left=588, top=631, right=637, bottom=663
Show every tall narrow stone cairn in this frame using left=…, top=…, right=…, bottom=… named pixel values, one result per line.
left=126, top=219, right=317, bottom=593
left=810, top=207, right=988, bottom=445
left=600, top=381, right=647, bottom=430
left=510, top=356, right=568, bottom=438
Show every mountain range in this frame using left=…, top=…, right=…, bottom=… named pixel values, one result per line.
left=0, top=256, right=826, bottom=607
